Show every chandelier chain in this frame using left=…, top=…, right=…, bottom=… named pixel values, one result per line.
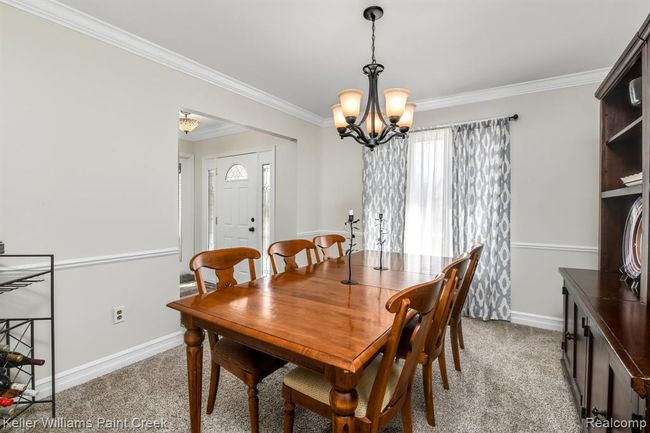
left=371, top=18, right=376, bottom=64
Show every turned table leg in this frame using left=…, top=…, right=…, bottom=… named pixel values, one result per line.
left=184, top=324, right=205, bottom=433
left=327, top=368, right=359, bottom=433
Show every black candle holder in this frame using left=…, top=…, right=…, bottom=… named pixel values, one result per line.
left=373, top=213, right=388, bottom=271
left=341, top=214, right=359, bottom=285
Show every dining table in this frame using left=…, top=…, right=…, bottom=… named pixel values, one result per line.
left=167, top=250, right=452, bottom=433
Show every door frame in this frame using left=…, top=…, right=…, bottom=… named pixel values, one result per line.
left=200, top=146, right=276, bottom=254
left=178, top=152, right=195, bottom=270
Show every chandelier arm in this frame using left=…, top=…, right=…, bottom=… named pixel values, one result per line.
left=376, top=124, right=393, bottom=142
left=377, top=130, right=406, bottom=145
left=371, top=77, right=388, bottom=127
left=357, top=73, right=374, bottom=127
left=340, top=131, right=369, bottom=145
left=348, top=123, right=370, bottom=142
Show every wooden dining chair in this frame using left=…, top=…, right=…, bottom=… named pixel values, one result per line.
left=281, top=273, right=449, bottom=433
left=397, top=254, right=470, bottom=427
left=189, top=247, right=287, bottom=433
left=448, top=244, right=484, bottom=372
left=268, top=239, right=320, bottom=274
left=312, top=234, right=346, bottom=260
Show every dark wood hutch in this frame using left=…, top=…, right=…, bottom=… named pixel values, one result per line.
left=560, top=13, right=650, bottom=432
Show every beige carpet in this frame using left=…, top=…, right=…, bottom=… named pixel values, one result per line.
left=9, top=319, right=580, bottom=432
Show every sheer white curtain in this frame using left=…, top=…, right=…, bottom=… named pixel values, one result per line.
left=404, top=128, right=453, bottom=257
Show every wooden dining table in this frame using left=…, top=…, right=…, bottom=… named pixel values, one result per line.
left=167, top=250, right=451, bottom=433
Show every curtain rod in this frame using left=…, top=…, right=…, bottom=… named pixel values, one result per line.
left=411, top=114, right=519, bottom=133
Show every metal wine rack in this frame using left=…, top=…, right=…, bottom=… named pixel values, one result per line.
left=0, top=255, right=55, bottom=426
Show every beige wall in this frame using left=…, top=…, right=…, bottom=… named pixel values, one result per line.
left=0, top=4, right=321, bottom=375
left=319, top=84, right=601, bottom=321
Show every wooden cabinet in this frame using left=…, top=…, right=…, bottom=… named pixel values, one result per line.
left=560, top=13, right=650, bottom=433
left=561, top=269, right=648, bottom=432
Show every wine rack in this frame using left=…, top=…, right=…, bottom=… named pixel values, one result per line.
left=0, top=255, right=55, bottom=426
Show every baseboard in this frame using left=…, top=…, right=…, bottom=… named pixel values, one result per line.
left=35, top=329, right=184, bottom=397
left=510, top=310, right=563, bottom=331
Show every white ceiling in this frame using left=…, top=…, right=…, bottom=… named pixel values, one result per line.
left=58, top=0, right=648, bottom=118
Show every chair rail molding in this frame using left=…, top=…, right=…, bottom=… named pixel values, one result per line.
left=1, top=0, right=323, bottom=126
left=0, top=247, right=179, bottom=272
left=511, top=242, right=598, bottom=254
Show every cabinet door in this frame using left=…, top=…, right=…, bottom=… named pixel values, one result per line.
left=575, top=307, right=590, bottom=408
left=563, top=288, right=576, bottom=372
left=608, top=359, right=639, bottom=432
left=588, top=327, right=609, bottom=432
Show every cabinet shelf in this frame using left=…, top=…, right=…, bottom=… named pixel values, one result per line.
left=601, top=184, right=643, bottom=198
left=607, top=116, right=642, bottom=145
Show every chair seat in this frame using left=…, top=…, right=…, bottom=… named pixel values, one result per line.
left=283, top=355, right=403, bottom=418
left=213, top=337, right=287, bottom=382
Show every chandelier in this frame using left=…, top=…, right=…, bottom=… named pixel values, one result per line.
left=331, top=6, right=415, bottom=150
left=179, top=111, right=199, bottom=134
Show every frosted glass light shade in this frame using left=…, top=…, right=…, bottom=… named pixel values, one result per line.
left=331, top=104, right=347, bottom=131
left=384, top=88, right=410, bottom=123
left=179, top=116, right=199, bottom=134
left=397, top=103, right=416, bottom=132
left=366, top=112, right=384, bottom=136
left=337, top=89, right=363, bottom=123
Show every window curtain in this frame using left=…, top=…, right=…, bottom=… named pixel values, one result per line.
left=452, top=119, right=511, bottom=321
left=404, top=128, right=453, bottom=258
left=362, top=138, right=408, bottom=253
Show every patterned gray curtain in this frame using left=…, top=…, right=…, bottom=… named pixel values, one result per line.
left=362, top=138, right=408, bottom=253
left=452, top=119, right=511, bottom=321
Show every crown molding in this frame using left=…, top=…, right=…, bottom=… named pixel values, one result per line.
left=181, top=123, right=250, bottom=142
left=413, top=68, right=609, bottom=112
left=2, top=0, right=324, bottom=126
left=321, top=67, right=610, bottom=127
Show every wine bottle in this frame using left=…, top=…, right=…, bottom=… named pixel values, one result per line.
left=0, top=405, right=16, bottom=417
left=0, top=351, right=45, bottom=367
left=0, top=375, right=26, bottom=394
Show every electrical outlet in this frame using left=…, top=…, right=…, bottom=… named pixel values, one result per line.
left=113, top=306, right=125, bottom=324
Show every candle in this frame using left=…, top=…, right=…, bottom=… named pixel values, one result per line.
left=348, top=209, right=354, bottom=216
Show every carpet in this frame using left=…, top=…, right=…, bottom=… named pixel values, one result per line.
left=8, top=319, right=580, bottom=432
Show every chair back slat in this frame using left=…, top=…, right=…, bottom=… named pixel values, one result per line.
left=189, top=247, right=261, bottom=293
left=424, top=254, right=471, bottom=357
left=312, top=234, right=346, bottom=260
left=267, top=239, right=319, bottom=274
left=450, top=244, right=484, bottom=321
left=364, top=273, right=446, bottom=422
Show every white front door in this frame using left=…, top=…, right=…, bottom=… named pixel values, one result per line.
left=208, top=153, right=260, bottom=280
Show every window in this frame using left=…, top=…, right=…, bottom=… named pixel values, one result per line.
left=207, top=168, right=217, bottom=250
left=225, top=164, right=248, bottom=181
left=403, top=128, right=453, bottom=257
left=261, top=164, right=271, bottom=275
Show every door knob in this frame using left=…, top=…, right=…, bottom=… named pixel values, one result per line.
left=249, top=227, right=255, bottom=232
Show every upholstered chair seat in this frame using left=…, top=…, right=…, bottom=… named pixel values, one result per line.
left=284, top=355, right=403, bottom=418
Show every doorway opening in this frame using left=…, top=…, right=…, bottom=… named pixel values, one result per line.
left=177, top=110, right=293, bottom=295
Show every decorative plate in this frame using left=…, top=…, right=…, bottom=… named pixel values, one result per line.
left=622, top=197, right=643, bottom=280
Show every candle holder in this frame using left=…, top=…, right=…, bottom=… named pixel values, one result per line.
left=373, top=213, right=388, bottom=271
left=341, top=214, right=359, bottom=285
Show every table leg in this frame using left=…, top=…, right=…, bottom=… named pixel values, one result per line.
left=185, top=326, right=205, bottom=433
left=328, top=369, right=359, bottom=433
